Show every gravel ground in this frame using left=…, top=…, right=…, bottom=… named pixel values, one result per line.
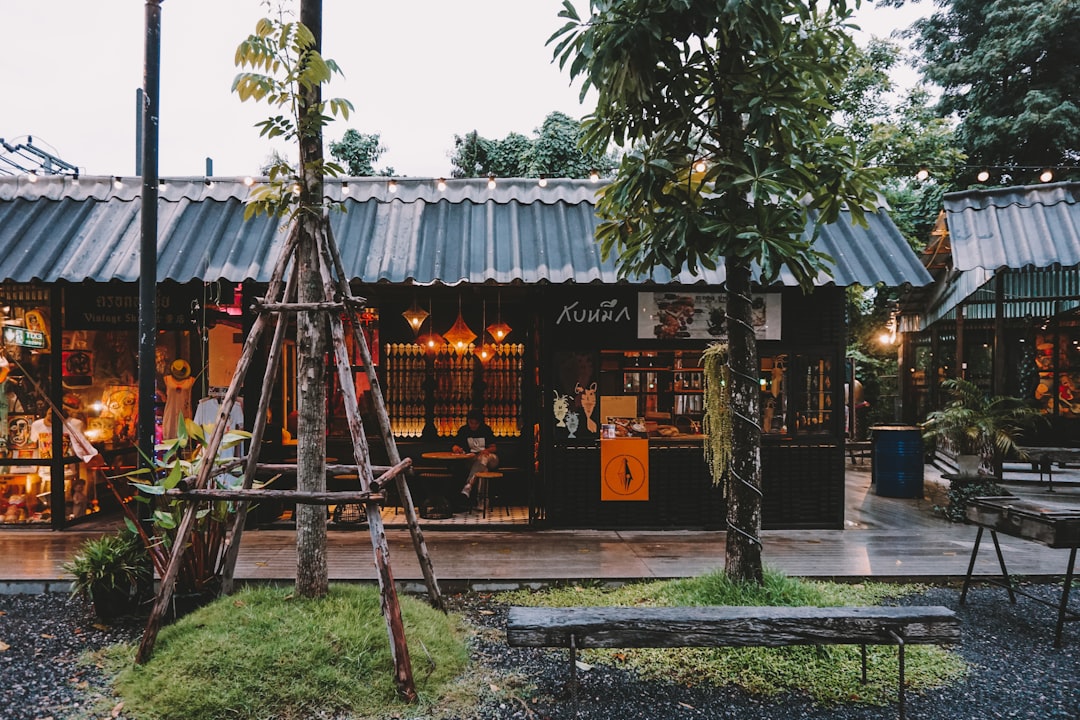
left=1, top=583, right=1077, bottom=719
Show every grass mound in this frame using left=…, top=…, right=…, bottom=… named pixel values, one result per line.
left=99, top=584, right=469, bottom=720
left=499, top=568, right=968, bottom=706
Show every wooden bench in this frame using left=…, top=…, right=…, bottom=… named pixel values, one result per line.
left=507, top=605, right=960, bottom=720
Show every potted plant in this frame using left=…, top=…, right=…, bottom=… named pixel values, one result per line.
left=64, top=530, right=152, bottom=620
left=921, top=378, right=1047, bottom=478
left=921, top=378, right=1047, bottom=521
left=109, top=415, right=252, bottom=612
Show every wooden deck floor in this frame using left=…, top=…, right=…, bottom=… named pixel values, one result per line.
left=2, top=462, right=1079, bottom=592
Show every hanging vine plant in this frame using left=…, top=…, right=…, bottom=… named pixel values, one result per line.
left=701, top=343, right=732, bottom=490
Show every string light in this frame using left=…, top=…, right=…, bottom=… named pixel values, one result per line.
left=976, top=170, right=990, bottom=182
left=1040, top=169, right=1054, bottom=183
left=589, top=169, right=600, bottom=182
left=915, top=167, right=930, bottom=181
left=26, top=171, right=37, bottom=183
left=693, top=159, right=707, bottom=173
left=487, top=174, right=496, bottom=190
left=538, top=176, right=548, bottom=187
left=340, top=181, right=350, bottom=195
left=388, top=179, right=398, bottom=193
left=113, top=176, right=123, bottom=188
left=436, top=178, right=446, bottom=192
left=243, top=176, right=255, bottom=187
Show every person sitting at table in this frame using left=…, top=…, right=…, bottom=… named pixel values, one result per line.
left=453, top=409, right=498, bottom=507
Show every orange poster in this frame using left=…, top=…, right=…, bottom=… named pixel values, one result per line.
left=600, top=437, right=649, bottom=501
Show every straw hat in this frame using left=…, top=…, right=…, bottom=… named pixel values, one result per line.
left=170, top=358, right=191, bottom=380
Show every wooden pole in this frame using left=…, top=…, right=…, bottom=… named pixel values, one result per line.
left=220, top=261, right=299, bottom=594
left=318, top=221, right=416, bottom=701
left=324, top=222, right=444, bottom=611
left=135, top=225, right=301, bottom=664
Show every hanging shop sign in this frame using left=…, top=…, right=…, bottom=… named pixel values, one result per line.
left=64, top=284, right=198, bottom=330
left=637, top=291, right=781, bottom=341
left=2, top=326, right=46, bottom=349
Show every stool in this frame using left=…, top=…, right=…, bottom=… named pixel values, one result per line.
left=329, top=473, right=365, bottom=525
left=417, top=472, right=454, bottom=519
left=475, top=471, right=504, bottom=518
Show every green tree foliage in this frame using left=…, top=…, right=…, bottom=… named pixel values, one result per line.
left=551, top=0, right=883, bottom=583
left=885, top=0, right=1080, bottom=184
left=832, top=38, right=964, bottom=245
left=329, top=129, right=395, bottom=176
left=450, top=111, right=616, bottom=178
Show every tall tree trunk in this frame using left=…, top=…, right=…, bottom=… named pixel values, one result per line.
left=724, top=257, right=763, bottom=583
left=295, top=0, right=328, bottom=598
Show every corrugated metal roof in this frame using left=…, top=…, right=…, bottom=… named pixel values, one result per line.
left=944, top=181, right=1080, bottom=271
left=0, top=175, right=931, bottom=288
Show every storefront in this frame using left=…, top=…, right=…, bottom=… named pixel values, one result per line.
left=0, top=280, right=231, bottom=528
left=0, top=174, right=931, bottom=530
left=897, top=183, right=1080, bottom=447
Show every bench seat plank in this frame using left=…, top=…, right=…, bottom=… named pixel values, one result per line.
left=507, top=605, right=959, bottom=649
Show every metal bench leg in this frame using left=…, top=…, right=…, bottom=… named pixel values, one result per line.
left=961, top=526, right=983, bottom=604
left=989, top=530, right=1017, bottom=603
left=1054, top=547, right=1077, bottom=648
left=887, top=630, right=906, bottom=720
left=569, top=633, right=579, bottom=716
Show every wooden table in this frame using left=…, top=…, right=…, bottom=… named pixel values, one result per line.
left=417, top=452, right=475, bottom=517
left=961, top=495, right=1080, bottom=647
left=1017, top=446, right=1080, bottom=491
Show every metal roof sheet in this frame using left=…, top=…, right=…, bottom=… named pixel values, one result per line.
left=943, top=181, right=1080, bottom=271
left=0, top=175, right=931, bottom=288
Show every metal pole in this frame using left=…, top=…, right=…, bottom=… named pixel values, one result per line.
left=138, top=0, right=162, bottom=469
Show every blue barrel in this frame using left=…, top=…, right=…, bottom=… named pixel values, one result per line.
left=871, top=425, right=925, bottom=498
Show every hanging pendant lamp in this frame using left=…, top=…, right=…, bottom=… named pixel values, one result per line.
left=486, top=292, right=511, bottom=343
left=476, top=299, right=496, bottom=363
left=401, top=296, right=429, bottom=337
left=443, top=295, right=477, bottom=355
left=415, top=297, right=444, bottom=354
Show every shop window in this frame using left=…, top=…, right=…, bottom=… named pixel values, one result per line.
left=760, top=352, right=837, bottom=437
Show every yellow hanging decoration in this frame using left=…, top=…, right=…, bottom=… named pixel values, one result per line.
left=701, top=343, right=732, bottom=490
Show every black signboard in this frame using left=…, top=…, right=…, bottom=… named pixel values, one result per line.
left=64, top=283, right=197, bottom=330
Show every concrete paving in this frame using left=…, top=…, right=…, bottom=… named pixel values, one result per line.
left=3, top=462, right=1079, bottom=593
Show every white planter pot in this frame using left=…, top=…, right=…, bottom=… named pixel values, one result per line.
left=956, top=454, right=982, bottom=478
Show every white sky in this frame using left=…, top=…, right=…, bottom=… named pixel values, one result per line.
left=2, top=1, right=929, bottom=179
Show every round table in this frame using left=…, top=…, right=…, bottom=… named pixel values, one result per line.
left=417, top=452, right=476, bottom=517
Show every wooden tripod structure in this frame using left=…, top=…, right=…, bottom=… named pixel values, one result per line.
left=133, top=214, right=444, bottom=701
